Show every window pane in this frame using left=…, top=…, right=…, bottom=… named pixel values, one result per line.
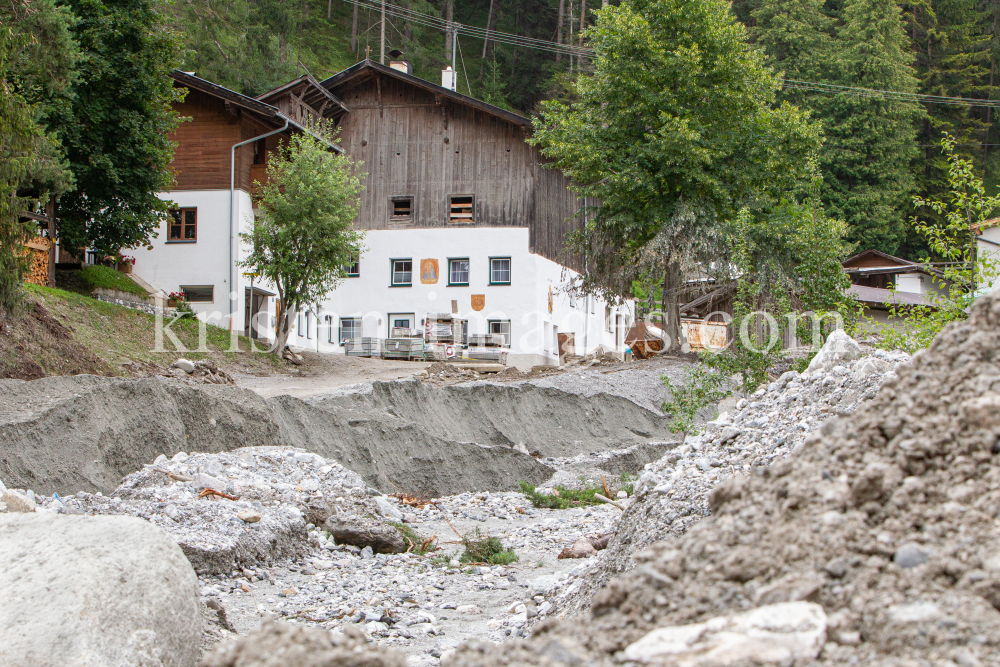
left=450, top=259, right=469, bottom=284
left=488, top=320, right=511, bottom=347
left=491, top=258, right=510, bottom=283
left=184, top=224, right=196, bottom=239
left=393, top=260, right=412, bottom=284
left=169, top=225, right=181, bottom=240
left=184, top=210, right=196, bottom=226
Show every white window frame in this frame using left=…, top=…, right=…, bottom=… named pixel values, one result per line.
left=448, top=258, right=470, bottom=286
left=391, top=258, right=412, bottom=286
left=339, top=317, right=362, bottom=344
left=489, top=257, right=511, bottom=285
left=488, top=319, right=511, bottom=347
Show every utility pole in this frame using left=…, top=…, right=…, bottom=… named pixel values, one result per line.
left=452, top=25, right=458, bottom=74
left=380, top=0, right=386, bottom=64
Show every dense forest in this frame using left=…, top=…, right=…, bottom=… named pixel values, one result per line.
left=169, top=0, right=1000, bottom=259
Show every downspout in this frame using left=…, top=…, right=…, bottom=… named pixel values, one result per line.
left=229, top=116, right=290, bottom=331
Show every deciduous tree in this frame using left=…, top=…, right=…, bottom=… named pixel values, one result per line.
left=239, top=131, right=365, bottom=355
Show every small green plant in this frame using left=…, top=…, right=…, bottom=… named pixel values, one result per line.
left=518, top=480, right=606, bottom=509
left=877, top=134, right=1000, bottom=354
left=661, top=363, right=731, bottom=442
left=618, top=472, right=637, bottom=496
left=392, top=523, right=439, bottom=556
left=459, top=528, right=518, bottom=565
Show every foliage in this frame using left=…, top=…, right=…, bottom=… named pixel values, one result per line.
left=239, top=129, right=365, bottom=353
left=0, top=0, right=76, bottom=312
left=76, top=265, right=148, bottom=296
left=391, top=523, right=439, bottom=555
left=818, top=0, right=922, bottom=255
left=705, top=198, right=857, bottom=394
left=459, top=528, right=518, bottom=565
left=51, top=0, right=185, bottom=258
left=530, top=0, right=824, bottom=351
left=661, top=363, right=731, bottom=440
left=518, top=479, right=628, bottom=509
left=879, top=134, right=1000, bottom=353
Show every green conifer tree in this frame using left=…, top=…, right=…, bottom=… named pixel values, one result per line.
left=819, top=0, right=922, bottom=254
left=751, top=0, right=834, bottom=108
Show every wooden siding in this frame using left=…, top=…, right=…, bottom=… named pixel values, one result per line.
left=331, top=73, right=585, bottom=270
left=169, top=88, right=287, bottom=193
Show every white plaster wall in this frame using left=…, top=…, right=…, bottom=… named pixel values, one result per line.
left=283, top=227, right=632, bottom=367
left=979, top=226, right=1000, bottom=292
left=134, top=189, right=254, bottom=329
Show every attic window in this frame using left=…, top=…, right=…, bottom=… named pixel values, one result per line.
left=391, top=196, right=413, bottom=221
left=449, top=195, right=474, bottom=223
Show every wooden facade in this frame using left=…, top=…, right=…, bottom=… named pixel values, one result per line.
left=323, top=62, right=586, bottom=271
left=167, top=72, right=344, bottom=195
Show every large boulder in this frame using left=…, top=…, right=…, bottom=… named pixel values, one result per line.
left=325, top=511, right=405, bottom=554
left=806, top=328, right=862, bottom=372
left=0, top=513, right=200, bottom=667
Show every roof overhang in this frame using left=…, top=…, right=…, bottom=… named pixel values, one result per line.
left=171, top=70, right=282, bottom=120
left=257, top=74, right=349, bottom=117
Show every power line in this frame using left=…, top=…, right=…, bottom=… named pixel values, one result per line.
left=340, top=0, right=593, bottom=58
left=340, top=0, right=1000, bottom=109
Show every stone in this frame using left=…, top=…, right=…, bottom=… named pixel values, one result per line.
left=172, top=358, right=196, bottom=374
left=237, top=510, right=262, bottom=524
left=456, top=604, right=482, bottom=615
left=894, top=543, right=930, bottom=569
left=558, top=537, right=598, bottom=559
left=191, top=473, right=227, bottom=494
left=374, top=495, right=404, bottom=522
left=806, top=330, right=862, bottom=373
left=325, top=514, right=405, bottom=554
left=0, top=513, right=200, bottom=667
left=623, top=601, right=827, bottom=665
left=361, top=546, right=375, bottom=559
left=2, top=489, right=35, bottom=513
left=0, top=477, right=5, bottom=493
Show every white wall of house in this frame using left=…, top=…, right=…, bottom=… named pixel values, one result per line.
left=133, top=189, right=254, bottom=330
left=979, top=226, right=1000, bottom=293
left=284, top=228, right=632, bottom=368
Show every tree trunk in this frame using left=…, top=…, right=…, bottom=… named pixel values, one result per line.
left=568, top=0, right=574, bottom=71
left=659, top=256, right=686, bottom=354
left=444, top=0, right=453, bottom=61
left=351, top=0, right=359, bottom=52
left=482, top=0, right=497, bottom=59
left=556, top=0, right=565, bottom=62
left=579, top=0, right=586, bottom=46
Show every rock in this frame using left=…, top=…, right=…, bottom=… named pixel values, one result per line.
left=588, top=533, right=613, bottom=551
left=558, top=537, right=598, bottom=559
left=894, top=543, right=930, bottom=569
left=374, top=495, right=404, bottom=522
left=623, top=601, right=827, bottom=665
left=201, top=620, right=405, bottom=667
left=325, top=514, right=405, bottom=554
left=456, top=604, right=482, bottom=615
left=191, top=473, right=227, bottom=494
left=806, top=330, right=862, bottom=373
left=237, top=510, right=261, bottom=523
left=0, top=477, right=6, bottom=492
left=360, top=546, right=375, bottom=559
left=172, top=358, right=196, bottom=374
left=0, top=513, right=200, bottom=667
left=2, top=489, right=35, bottom=513
left=616, top=490, right=628, bottom=499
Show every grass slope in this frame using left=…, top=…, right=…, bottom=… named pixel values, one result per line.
left=0, top=285, right=284, bottom=380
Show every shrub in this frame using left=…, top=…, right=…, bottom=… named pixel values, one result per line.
left=391, top=523, right=438, bottom=555
left=459, top=529, right=518, bottom=565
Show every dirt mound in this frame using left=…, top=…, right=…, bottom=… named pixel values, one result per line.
left=314, top=380, right=676, bottom=457
left=436, top=294, right=1000, bottom=665
left=0, top=300, right=114, bottom=379
left=0, top=375, right=675, bottom=498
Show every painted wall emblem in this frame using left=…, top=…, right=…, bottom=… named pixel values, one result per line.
left=471, top=294, right=485, bottom=311
left=420, top=259, right=439, bottom=284
left=548, top=286, right=553, bottom=313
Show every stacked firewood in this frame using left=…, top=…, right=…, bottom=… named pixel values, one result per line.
left=22, top=238, right=51, bottom=286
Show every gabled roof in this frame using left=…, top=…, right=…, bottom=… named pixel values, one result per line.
left=319, top=59, right=531, bottom=128
left=170, top=70, right=282, bottom=120
left=842, top=248, right=918, bottom=269
left=256, top=74, right=349, bottom=117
